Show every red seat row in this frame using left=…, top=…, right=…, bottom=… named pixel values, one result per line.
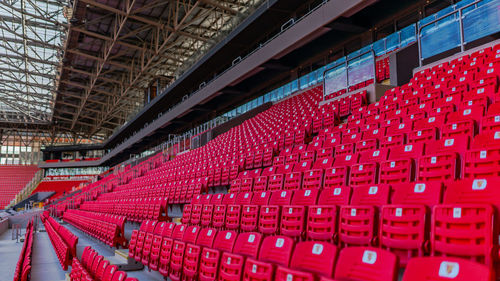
left=70, top=246, right=138, bottom=281
left=63, top=209, right=127, bottom=248
left=41, top=211, right=78, bottom=270
left=13, top=218, right=35, bottom=281
left=128, top=220, right=493, bottom=281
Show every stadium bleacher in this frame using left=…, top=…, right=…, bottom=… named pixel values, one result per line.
left=4, top=0, right=500, bottom=280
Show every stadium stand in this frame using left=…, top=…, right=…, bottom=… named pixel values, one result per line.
left=13, top=219, right=34, bottom=281
left=0, top=165, right=38, bottom=208
left=2, top=0, right=500, bottom=280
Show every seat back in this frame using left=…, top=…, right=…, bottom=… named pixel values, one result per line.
left=334, top=247, right=398, bottom=281
left=402, top=257, right=493, bottom=281
left=258, top=236, right=294, bottom=266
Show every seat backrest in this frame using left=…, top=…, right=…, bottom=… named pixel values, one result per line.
left=258, top=236, right=294, bottom=266
left=153, top=221, right=167, bottom=236
left=391, top=182, right=443, bottom=206
left=472, top=131, right=500, bottom=149
left=196, top=228, right=218, bottom=248
left=160, top=222, right=176, bottom=238
left=222, top=193, right=237, bottom=205
left=317, top=186, right=351, bottom=205
left=350, top=184, right=391, bottom=206
left=213, top=231, right=238, bottom=252
left=232, top=232, right=262, bottom=259
left=102, top=264, right=119, bottom=281
left=425, top=136, right=469, bottom=155
left=402, top=257, right=492, bottom=281
left=388, top=143, right=424, bottom=160
left=183, top=226, right=200, bottom=244
left=251, top=191, right=271, bottom=205
left=334, top=247, right=398, bottom=281
left=171, top=224, right=187, bottom=241
left=358, top=149, right=389, bottom=163
left=444, top=178, right=500, bottom=209
left=235, top=192, right=253, bottom=205
left=269, top=190, right=293, bottom=205
left=291, top=189, right=319, bottom=205
left=290, top=241, right=337, bottom=278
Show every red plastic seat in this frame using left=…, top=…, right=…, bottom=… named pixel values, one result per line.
left=243, top=236, right=294, bottom=281
left=183, top=228, right=217, bottom=280
left=334, top=247, right=398, bottom=281
left=275, top=241, right=338, bottom=281
left=199, top=230, right=238, bottom=280
left=402, top=257, right=493, bottom=281
left=219, top=232, right=263, bottom=281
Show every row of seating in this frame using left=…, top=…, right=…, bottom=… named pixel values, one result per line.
left=13, top=218, right=34, bottom=281
left=183, top=179, right=500, bottom=267
left=128, top=220, right=493, bottom=281
left=70, top=246, right=138, bottom=281
left=41, top=211, right=78, bottom=270
left=80, top=197, right=169, bottom=222
left=63, top=210, right=127, bottom=248
left=227, top=133, right=498, bottom=193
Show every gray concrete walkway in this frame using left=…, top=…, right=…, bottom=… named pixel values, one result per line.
left=30, top=230, right=67, bottom=281
left=0, top=229, right=23, bottom=281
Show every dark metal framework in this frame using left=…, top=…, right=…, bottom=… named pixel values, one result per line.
left=54, top=0, right=264, bottom=138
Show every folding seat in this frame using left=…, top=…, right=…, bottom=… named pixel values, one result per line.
left=225, top=204, right=242, bottom=231
left=210, top=193, right=224, bottom=205
left=183, top=228, right=218, bottom=280
left=275, top=241, right=338, bottom=281
left=334, top=144, right=354, bottom=158
left=380, top=181, right=442, bottom=266
left=267, top=173, right=284, bottom=191
left=222, top=193, right=237, bottom=205
left=302, top=168, right=324, bottom=189
left=281, top=189, right=319, bottom=239
left=380, top=143, right=424, bottom=184
left=201, top=194, right=213, bottom=205
left=150, top=222, right=175, bottom=271
left=306, top=188, right=350, bottom=242
left=418, top=136, right=469, bottom=182
left=253, top=150, right=264, bottom=169
left=258, top=190, right=293, bottom=235
left=402, top=257, right=493, bottom=281
left=286, top=153, right=300, bottom=165
left=200, top=204, right=214, bottom=227
left=235, top=192, right=253, bottom=205
left=262, top=148, right=274, bottom=167
left=240, top=178, right=254, bottom=192
left=219, top=232, right=263, bottom=281
left=169, top=226, right=200, bottom=281
left=338, top=184, right=390, bottom=247
left=229, top=179, right=242, bottom=193
left=442, top=106, right=483, bottom=139
left=243, top=236, right=294, bottom=280
left=159, top=224, right=187, bottom=277
left=141, top=221, right=159, bottom=266
left=306, top=140, right=323, bottom=152
left=190, top=204, right=202, bottom=225
left=102, top=265, right=119, bottom=281
left=315, top=147, right=334, bottom=162
left=464, top=131, right=500, bottom=178
left=240, top=193, right=270, bottom=233
left=323, top=135, right=341, bottom=149
left=349, top=149, right=388, bottom=187
left=128, top=221, right=147, bottom=259
left=300, top=150, right=316, bottom=162
left=355, top=139, right=378, bottom=154
left=379, top=131, right=405, bottom=148
left=432, top=178, right=500, bottom=268
left=362, top=126, right=385, bottom=141
left=134, top=220, right=156, bottom=262
left=333, top=247, right=398, bottom=281
left=324, top=166, right=349, bottom=188
left=253, top=176, right=268, bottom=192
left=199, top=230, right=238, bottom=280
left=481, top=102, right=500, bottom=132
left=409, top=116, right=444, bottom=144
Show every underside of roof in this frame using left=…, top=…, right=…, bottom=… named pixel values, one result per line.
left=52, top=0, right=265, bottom=138
left=0, top=0, right=66, bottom=124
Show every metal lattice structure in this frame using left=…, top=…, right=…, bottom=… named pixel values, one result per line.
left=0, top=0, right=66, bottom=124
left=53, top=0, right=265, bottom=138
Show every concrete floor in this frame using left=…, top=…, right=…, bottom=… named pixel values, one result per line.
left=30, top=230, right=68, bottom=281
left=0, top=229, right=23, bottom=281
